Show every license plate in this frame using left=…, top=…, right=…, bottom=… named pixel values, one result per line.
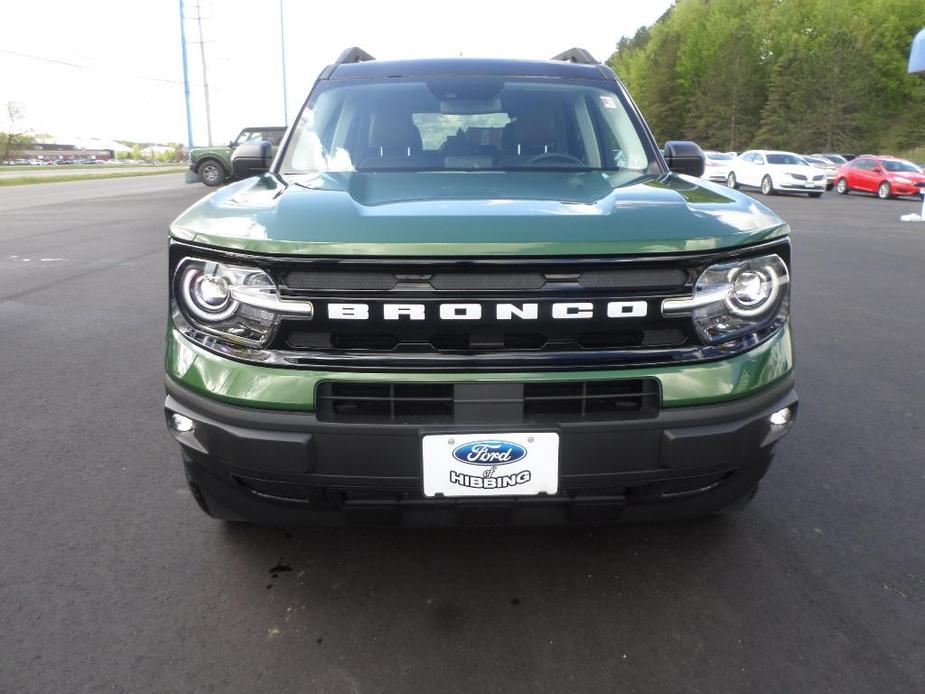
left=422, top=432, right=559, bottom=497
left=804, top=182, right=814, bottom=188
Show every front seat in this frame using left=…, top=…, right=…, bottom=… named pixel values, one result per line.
left=502, top=111, right=558, bottom=161
left=360, top=111, right=425, bottom=168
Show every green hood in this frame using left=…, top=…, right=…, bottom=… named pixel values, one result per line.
left=170, top=170, right=788, bottom=256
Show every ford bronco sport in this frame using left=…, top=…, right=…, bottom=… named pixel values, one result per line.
left=165, top=47, right=797, bottom=526
left=189, top=126, right=286, bottom=186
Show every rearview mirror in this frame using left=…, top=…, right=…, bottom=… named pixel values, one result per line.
left=231, top=139, right=273, bottom=180
left=440, top=97, right=502, bottom=115
left=662, top=141, right=705, bottom=177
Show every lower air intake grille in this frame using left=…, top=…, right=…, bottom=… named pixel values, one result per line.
left=316, top=379, right=660, bottom=424
left=523, top=380, right=659, bottom=421
left=317, top=382, right=454, bottom=423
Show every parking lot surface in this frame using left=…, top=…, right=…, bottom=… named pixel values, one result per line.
left=1, top=181, right=923, bottom=693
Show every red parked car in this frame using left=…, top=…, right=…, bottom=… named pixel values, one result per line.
left=834, top=156, right=925, bottom=199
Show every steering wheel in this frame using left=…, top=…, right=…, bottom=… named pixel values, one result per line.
left=525, top=152, right=585, bottom=166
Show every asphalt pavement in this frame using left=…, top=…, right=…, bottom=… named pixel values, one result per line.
left=1, top=179, right=923, bottom=693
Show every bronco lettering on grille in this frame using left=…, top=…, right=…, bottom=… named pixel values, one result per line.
left=327, top=301, right=647, bottom=320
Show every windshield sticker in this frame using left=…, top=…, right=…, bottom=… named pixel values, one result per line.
left=600, top=95, right=618, bottom=109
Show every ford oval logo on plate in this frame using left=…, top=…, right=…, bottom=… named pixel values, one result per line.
left=452, top=440, right=527, bottom=466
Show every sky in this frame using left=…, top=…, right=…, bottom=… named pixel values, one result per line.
left=0, top=0, right=673, bottom=145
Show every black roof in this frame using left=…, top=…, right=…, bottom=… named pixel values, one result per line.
left=325, top=58, right=614, bottom=82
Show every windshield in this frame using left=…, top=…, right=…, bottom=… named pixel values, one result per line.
left=821, top=154, right=847, bottom=164
left=766, top=153, right=804, bottom=166
left=803, top=157, right=828, bottom=167
left=706, top=152, right=733, bottom=160
left=234, top=129, right=284, bottom=146
left=881, top=159, right=920, bottom=173
left=280, top=77, right=658, bottom=174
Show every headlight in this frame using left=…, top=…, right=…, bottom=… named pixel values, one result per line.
left=173, top=257, right=312, bottom=347
left=894, top=176, right=912, bottom=184
left=662, top=253, right=789, bottom=343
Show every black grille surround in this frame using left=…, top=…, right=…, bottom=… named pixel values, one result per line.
left=169, top=238, right=790, bottom=372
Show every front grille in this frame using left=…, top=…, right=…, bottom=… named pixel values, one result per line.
left=316, top=379, right=660, bottom=424
left=284, top=267, right=688, bottom=293
left=283, top=326, right=687, bottom=352
left=268, top=255, right=705, bottom=369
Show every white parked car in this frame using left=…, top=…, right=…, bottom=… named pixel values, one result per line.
left=701, top=151, right=735, bottom=182
left=727, top=150, right=827, bottom=198
left=800, top=155, right=836, bottom=190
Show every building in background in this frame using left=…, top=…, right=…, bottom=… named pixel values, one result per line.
left=8, top=137, right=132, bottom=162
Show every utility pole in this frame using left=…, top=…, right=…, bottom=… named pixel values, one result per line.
left=280, top=0, right=288, bottom=125
left=192, top=0, right=213, bottom=146
left=178, top=0, right=193, bottom=150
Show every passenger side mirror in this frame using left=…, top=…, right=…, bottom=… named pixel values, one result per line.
left=231, top=139, right=273, bottom=180
left=663, top=141, right=705, bottom=177
left=871, top=166, right=883, bottom=174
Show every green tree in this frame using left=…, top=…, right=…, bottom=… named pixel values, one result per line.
left=680, top=0, right=771, bottom=150
left=1, top=101, right=45, bottom=161
left=607, top=0, right=925, bottom=155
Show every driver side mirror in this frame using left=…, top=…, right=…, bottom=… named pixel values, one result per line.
left=871, top=166, right=883, bottom=174
left=231, top=139, right=273, bottom=180
left=663, top=141, right=705, bottom=177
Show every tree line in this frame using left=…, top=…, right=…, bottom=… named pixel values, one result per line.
left=607, top=0, right=925, bottom=155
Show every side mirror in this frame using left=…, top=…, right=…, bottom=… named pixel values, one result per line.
left=231, top=139, right=273, bottom=180
left=663, top=140, right=705, bottom=177
left=871, top=166, right=883, bottom=174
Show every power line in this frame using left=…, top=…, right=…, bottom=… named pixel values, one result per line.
left=0, top=47, right=223, bottom=91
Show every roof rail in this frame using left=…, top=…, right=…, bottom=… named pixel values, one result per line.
left=335, top=47, right=375, bottom=64
left=551, top=48, right=598, bottom=65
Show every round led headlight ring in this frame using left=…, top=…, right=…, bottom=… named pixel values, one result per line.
left=732, top=270, right=770, bottom=307
left=725, top=264, right=780, bottom=317
left=179, top=267, right=239, bottom=322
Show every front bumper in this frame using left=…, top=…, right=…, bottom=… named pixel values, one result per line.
left=778, top=180, right=826, bottom=191
left=891, top=182, right=925, bottom=196
left=166, top=371, right=797, bottom=526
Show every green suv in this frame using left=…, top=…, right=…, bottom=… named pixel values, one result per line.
left=165, top=48, right=797, bottom=526
left=189, top=126, right=286, bottom=186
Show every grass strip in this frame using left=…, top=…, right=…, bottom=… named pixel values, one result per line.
left=0, top=168, right=186, bottom=187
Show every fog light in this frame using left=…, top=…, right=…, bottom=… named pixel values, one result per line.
left=169, top=413, right=194, bottom=433
left=769, top=407, right=792, bottom=426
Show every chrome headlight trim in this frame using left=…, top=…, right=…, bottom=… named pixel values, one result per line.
left=173, top=256, right=313, bottom=348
